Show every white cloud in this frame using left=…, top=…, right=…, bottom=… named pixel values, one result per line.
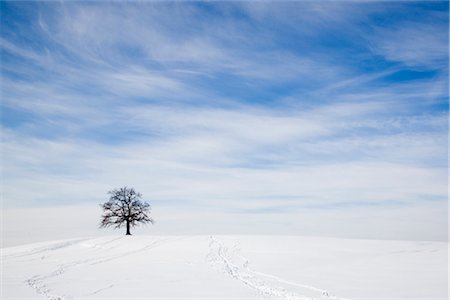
left=370, top=22, right=448, bottom=69
left=1, top=2, right=447, bottom=243
left=2, top=101, right=446, bottom=210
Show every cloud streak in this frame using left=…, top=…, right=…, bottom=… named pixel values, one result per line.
left=1, top=1, right=448, bottom=241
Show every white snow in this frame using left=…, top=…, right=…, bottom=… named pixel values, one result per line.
left=1, top=235, right=447, bottom=300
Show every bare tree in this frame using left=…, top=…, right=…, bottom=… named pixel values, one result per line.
left=100, top=187, right=154, bottom=235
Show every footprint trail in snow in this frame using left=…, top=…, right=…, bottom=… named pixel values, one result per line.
left=206, top=236, right=350, bottom=300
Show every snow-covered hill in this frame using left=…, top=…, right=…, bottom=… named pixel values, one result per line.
left=1, top=236, right=447, bottom=300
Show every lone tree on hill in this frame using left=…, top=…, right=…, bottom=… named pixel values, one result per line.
left=100, top=187, right=154, bottom=235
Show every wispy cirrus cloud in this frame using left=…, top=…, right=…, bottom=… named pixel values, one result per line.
left=369, top=18, right=448, bottom=70
left=1, top=1, right=448, bottom=241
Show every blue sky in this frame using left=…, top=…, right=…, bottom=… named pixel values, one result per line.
left=1, top=1, right=448, bottom=241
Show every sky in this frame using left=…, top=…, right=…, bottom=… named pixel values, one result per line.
left=1, top=1, right=448, bottom=245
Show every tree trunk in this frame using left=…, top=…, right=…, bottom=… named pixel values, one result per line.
left=126, top=221, right=131, bottom=235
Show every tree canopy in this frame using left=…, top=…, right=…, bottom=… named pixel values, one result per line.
left=100, top=187, right=154, bottom=235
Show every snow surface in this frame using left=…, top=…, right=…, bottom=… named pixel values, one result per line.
left=1, top=235, right=447, bottom=300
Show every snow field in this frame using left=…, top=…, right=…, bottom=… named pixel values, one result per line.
left=1, top=235, right=447, bottom=300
